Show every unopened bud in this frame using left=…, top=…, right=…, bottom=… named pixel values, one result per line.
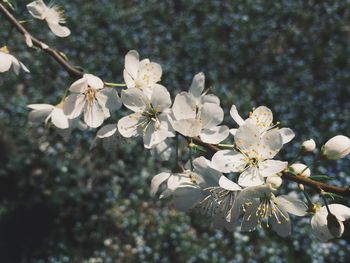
left=302, top=139, right=316, bottom=152
left=290, top=163, right=311, bottom=177
left=298, top=184, right=305, bottom=191
left=266, top=176, right=282, bottom=188
left=322, top=135, right=350, bottom=160
left=327, top=212, right=344, bottom=238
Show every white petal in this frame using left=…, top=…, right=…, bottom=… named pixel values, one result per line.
left=328, top=204, right=350, bottom=221
left=219, top=176, right=241, bottom=191
left=229, top=128, right=237, bottom=136
left=121, top=88, right=148, bottom=112
left=150, top=84, right=171, bottom=111
left=258, top=129, right=283, bottom=159
left=167, top=173, right=192, bottom=191
left=238, top=167, right=264, bottom=187
left=26, top=0, right=47, bottom=19
left=189, top=72, right=205, bottom=98
left=151, top=141, right=172, bottom=161
left=198, top=103, right=224, bottom=129
left=125, top=50, right=139, bottom=79
left=150, top=172, right=170, bottom=196
left=143, top=121, right=169, bottom=149
left=201, top=94, right=220, bottom=105
left=47, top=22, right=71, bottom=37
left=63, top=94, right=86, bottom=119
left=123, top=69, right=135, bottom=89
left=173, top=186, right=204, bottom=212
left=83, top=100, right=106, bottom=128
left=230, top=105, right=245, bottom=126
left=27, top=104, right=54, bottom=110
left=193, top=156, right=221, bottom=187
left=275, top=195, right=307, bottom=216
left=200, top=125, right=229, bottom=144
left=117, top=113, right=141, bottom=138
left=137, top=62, right=162, bottom=87
left=311, top=212, right=334, bottom=242
left=279, top=128, right=295, bottom=144
left=10, top=56, right=21, bottom=75
left=172, top=92, right=197, bottom=120
left=259, top=160, right=288, bottom=177
left=96, top=88, right=122, bottom=111
left=69, top=76, right=88, bottom=93
left=0, top=53, right=13, bottom=72
left=97, top=124, right=117, bottom=138
left=211, top=150, right=246, bottom=173
left=172, top=119, right=202, bottom=137
left=51, top=107, right=69, bottom=129
left=28, top=109, right=52, bottom=123
left=270, top=207, right=291, bottom=237
left=241, top=200, right=260, bottom=232
left=234, top=124, right=260, bottom=152
left=249, top=106, right=273, bottom=128
left=86, top=74, right=104, bottom=90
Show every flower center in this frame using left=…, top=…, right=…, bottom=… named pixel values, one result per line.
left=0, top=46, right=9, bottom=54
left=139, top=103, right=161, bottom=133
left=84, top=87, right=97, bottom=104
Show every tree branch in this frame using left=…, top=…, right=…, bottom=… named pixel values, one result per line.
left=2, top=3, right=349, bottom=199
left=0, top=3, right=83, bottom=78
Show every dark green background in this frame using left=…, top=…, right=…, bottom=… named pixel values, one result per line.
left=0, top=0, right=349, bottom=262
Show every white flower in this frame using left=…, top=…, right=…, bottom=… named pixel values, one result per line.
left=212, top=123, right=288, bottom=187
left=171, top=73, right=229, bottom=144
left=117, top=85, right=174, bottom=148
left=289, top=163, right=311, bottom=177
left=28, top=103, right=69, bottom=129
left=311, top=204, right=350, bottom=241
left=64, top=74, right=121, bottom=128
left=123, top=50, right=162, bottom=97
left=151, top=157, right=221, bottom=211
left=322, top=135, right=350, bottom=160
left=27, top=0, right=71, bottom=37
left=234, top=185, right=307, bottom=237
left=0, top=46, right=29, bottom=74
left=302, top=139, right=316, bottom=152
left=230, top=105, right=295, bottom=144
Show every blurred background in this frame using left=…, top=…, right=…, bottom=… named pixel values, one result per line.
left=0, top=0, right=349, bottom=262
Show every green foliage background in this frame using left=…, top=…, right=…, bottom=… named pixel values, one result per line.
left=0, top=0, right=349, bottom=262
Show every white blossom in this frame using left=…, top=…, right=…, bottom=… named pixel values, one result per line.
left=234, top=185, right=307, bottom=237
left=0, top=46, right=29, bottom=74
left=28, top=103, right=69, bottom=129
left=27, top=0, right=71, bottom=37
left=289, top=163, right=311, bottom=177
left=117, top=85, right=174, bottom=148
left=302, top=139, right=316, bottom=152
left=311, top=204, right=350, bottom=241
left=64, top=74, right=121, bottom=128
left=172, top=73, right=229, bottom=144
left=322, top=135, right=350, bottom=160
left=151, top=157, right=222, bottom=212
left=212, top=123, right=288, bottom=187
left=230, top=105, right=295, bottom=144
left=123, top=50, right=162, bottom=97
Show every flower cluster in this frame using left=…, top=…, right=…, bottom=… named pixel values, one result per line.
left=1, top=1, right=349, bottom=243
left=22, top=49, right=350, bottom=241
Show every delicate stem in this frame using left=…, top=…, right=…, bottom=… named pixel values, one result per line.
left=189, top=139, right=194, bottom=171
left=217, top=143, right=235, bottom=148
left=175, top=133, right=179, bottom=164
left=104, top=82, right=127, bottom=87
left=302, top=190, right=314, bottom=207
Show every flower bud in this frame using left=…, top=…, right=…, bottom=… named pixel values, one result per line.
left=322, top=135, right=350, bottom=160
left=290, top=163, right=311, bottom=177
left=327, top=212, right=344, bottom=238
left=266, top=176, right=282, bottom=188
left=302, top=139, right=316, bottom=152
